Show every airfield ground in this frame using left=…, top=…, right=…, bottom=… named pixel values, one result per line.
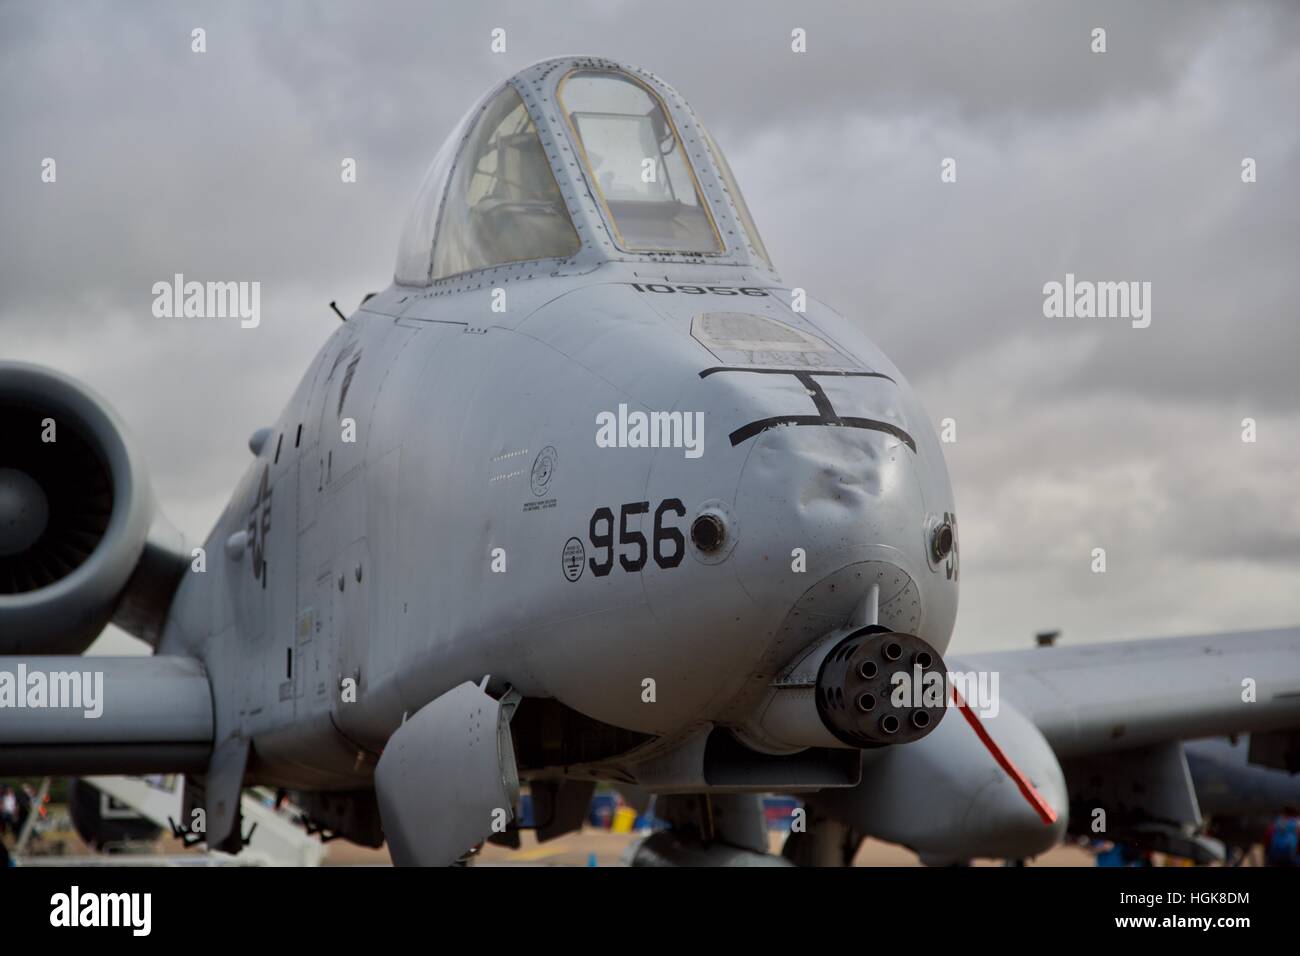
left=20, top=811, right=1102, bottom=865
left=323, top=829, right=1102, bottom=867
left=14, top=801, right=1161, bottom=866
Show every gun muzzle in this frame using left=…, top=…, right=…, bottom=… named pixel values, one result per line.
left=735, top=628, right=948, bottom=754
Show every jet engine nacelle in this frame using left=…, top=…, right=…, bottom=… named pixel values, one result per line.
left=0, top=362, right=185, bottom=654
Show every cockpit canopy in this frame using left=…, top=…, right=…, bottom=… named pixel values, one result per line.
left=395, top=57, right=773, bottom=286
left=432, top=86, right=580, bottom=278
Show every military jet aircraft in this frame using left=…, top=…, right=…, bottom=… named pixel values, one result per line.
left=2, top=56, right=1298, bottom=866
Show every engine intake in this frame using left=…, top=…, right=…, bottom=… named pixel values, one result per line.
left=0, top=407, right=113, bottom=592
left=0, top=363, right=158, bottom=654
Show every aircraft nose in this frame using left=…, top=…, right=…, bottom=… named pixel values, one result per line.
left=727, top=418, right=952, bottom=651
left=635, top=358, right=957, bottom=731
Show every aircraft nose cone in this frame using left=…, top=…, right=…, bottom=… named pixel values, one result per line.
left=728, top=420, right=947, bottom=644
left=0, top=467, right=49, bottom=557
left=635, top=357, right=956, bottom=730
left=736, top=417, right=923, bottom=553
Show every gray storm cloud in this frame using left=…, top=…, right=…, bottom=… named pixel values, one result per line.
left=1, top=0, right=1296, bottom=654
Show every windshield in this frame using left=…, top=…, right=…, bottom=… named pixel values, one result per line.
left=559, top=70, right=722, bottom=254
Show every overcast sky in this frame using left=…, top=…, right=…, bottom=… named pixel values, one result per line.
left=2, top=0, right=1297, bottom=655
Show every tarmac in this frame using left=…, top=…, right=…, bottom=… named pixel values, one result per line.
left=319, top=828, right=1100, bottom=867
left=11, top=804, right=1110, bottom=866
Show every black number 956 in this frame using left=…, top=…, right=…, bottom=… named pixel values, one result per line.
left=588, top=499, right=685, bottom=576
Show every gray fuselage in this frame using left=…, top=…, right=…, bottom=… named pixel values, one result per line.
left=157, top=262, right=958, bottom=789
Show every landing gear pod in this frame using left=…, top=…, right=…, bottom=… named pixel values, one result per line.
left=374, top=679, right=521, bottom=866
left=815, top=629, right=948, bottom=748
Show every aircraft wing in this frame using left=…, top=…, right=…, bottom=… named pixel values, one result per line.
left=953, top=626, right=1300, bottom=759
left=0, top=655, right=213, bottom=776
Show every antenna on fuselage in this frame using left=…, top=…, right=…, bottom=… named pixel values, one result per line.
left=329, top=301, right=346, bottom=322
